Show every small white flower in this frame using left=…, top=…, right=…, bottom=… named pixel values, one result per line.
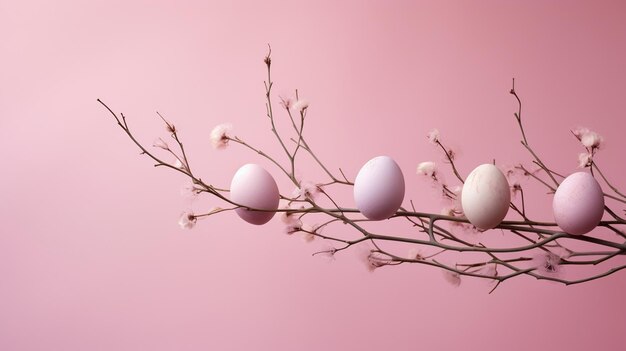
left=417, top=161, right=437, bottom=178
left=572, top=127, right=589, bottom=138
left=178, top=211, right=197, bottom=230
left=442, top=270, right=461, bottom=287
left=427, top=129, right=440, bottom=144
left=210, top=123, right=233, bottom=149
left=581, top=130, right=603, bottom=149
left=578, top=152, right=592, bottom=168
left=292, top=99, right=309, bottom=113
left=153, top=138, right=169, bottom=150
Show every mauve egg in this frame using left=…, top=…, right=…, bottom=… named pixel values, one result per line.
left=553, top=172, right=604, bottom=235
left=461, top=164, right=510, bottom=230
left=353, top=156, right=405, bottom=220
left=230, top=164, right=280, bottom=225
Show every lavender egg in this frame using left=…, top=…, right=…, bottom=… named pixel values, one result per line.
left=461, top=164, right=510, bottom=230
left=353, top=156, right=405, bottom=220
left=553, top=172, right=604, bottom=235
left=230, top=164, right=280, bottom=225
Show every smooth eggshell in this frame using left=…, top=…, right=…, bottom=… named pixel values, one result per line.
left=461, top=164, right=510, bottom=230
left=230, top=164, right=280, bottom=225
left=353, top=156, right=405, bottom=220
left=553, top=172, right=604, bottom=235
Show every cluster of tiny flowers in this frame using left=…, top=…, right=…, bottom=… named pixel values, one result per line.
left=573, top=127, right=604, bottom=168
left=210, top=123, right=233, bottom=149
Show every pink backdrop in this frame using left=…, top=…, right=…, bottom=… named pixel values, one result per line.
left=2, top=1, right=626, bottom=350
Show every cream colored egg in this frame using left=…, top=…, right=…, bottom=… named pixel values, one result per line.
left=461, top=164, right=510, bottom=230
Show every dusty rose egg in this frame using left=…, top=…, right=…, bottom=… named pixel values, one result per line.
left=553, top=172, right=604, bottom=235
left=230, top=164, right=280, bottom=225
left=461, top=164, right=510, bottom=230
left=353, top=156, right=405, bottom=220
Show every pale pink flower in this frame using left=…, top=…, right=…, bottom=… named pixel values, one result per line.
left=427, top=129, right=440, bottom=144
left=407, top=248, right=424, bottom=261
left=284, top=219, right=303, bottom=235
left=440, top=206, right=456, bottom=217
left=210, top=123, right=233, bottom=149
left=572, top=127, right=590, bottom=138
left=356, top=247, right=388, bottom=272
left=573, top=127, right=603, bottom=149
left=280, top=204, right=304, bottom=224
left=301, top=223, right=318, bottom=242
left=581, top=130, right=603, bottom=149
left=578, top=152, right=592, bottom=168
left=292, top=99, right=309, bottom=113
left=442, top=269, right=461, bottom=287
left=416, top=161, right=437, bottom=178
left=482, top=264, right=498, bottom=278
left=153, top=138, right=169, bottom=150
left=279, top=97, right=292, bottom=110
left=313, top=244, right=337, bottom=261
left=532, top=252, right=561, bottom=275
left=178, top=211, right=197, bottom=230
left=180, top=182, right=203, bottom=198
left=292, top=180, right=322, bottom=200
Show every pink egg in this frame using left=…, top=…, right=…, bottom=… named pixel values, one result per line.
left=353, top=156, right=405, bottom=220
left=461, top=164, right=510, bottom=230
left=230, top=164, right=280, bottom=225
left=553, top=172, right=604, bottom=235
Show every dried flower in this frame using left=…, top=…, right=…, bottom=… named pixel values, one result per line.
left=532, top=252, right=561, bottom=275
left=581, top=130, right=603, bottom=149
left=301, top=223, right=318, bottom=242
left=153, top=138, right=169, bottom=150
left=442, top=269, right=461, bottom=287
left=284, top=219, right=302, bottom=235
left=178, top=211, right=197, bottom=230
left=510, top=181, right=522, bottom=199
left=356, top=247, right=388, bottom=272
left=573, top=127, right=603, bottom=150
left=180, top=182, right=203, bottom=198
left=427, top=129, right=440, bottom=144
left=416, top=161, right=437, bottom=179
left=279, top=97, right=292, bottom=110
left=292, top=180, right=321, bottom=200
left=407, top=248, right=424, bottom=261
left=292, top=99, right=309, bottom=113
left=210, top=123, right=233, bottom=149
left=578, top=152, right=592, bottom=168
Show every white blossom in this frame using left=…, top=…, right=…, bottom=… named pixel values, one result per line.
left=427, top=129, right=440, bottom=144
left=178, top=211, right=197, bottom=230
left=578, top=152, right=592, bottom=168
left=210, top=123, right=233, bottom=149
left=416, top=161, right=437, bottom=178
left=292, top=99, right=309, bottom=113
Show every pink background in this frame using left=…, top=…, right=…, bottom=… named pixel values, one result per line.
left=2, top=1, right=626, bottom=350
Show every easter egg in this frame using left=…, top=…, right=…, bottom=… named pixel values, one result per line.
left=461, top=164, right=511, bottom=230
left=553, top=172, right=604, bottom=235
left=353, top=156, right=405, bottom=220
left=230, top=164, right=280, bottom=225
